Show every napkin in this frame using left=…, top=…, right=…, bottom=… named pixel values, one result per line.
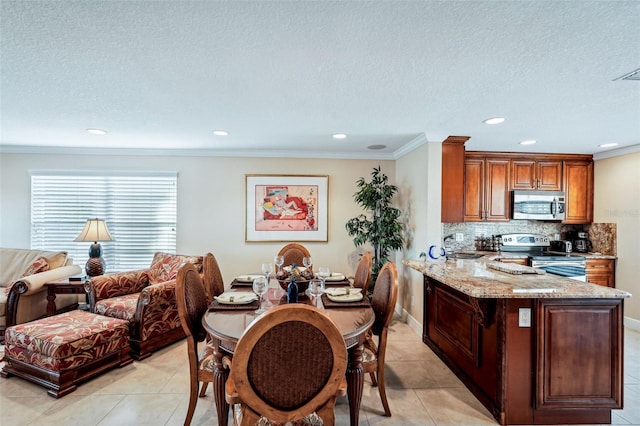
left=326, top=292, right=364, bottom=303
left=324, top=287, right=361, bottom=297
left=234, top=274, right=264, bottom=283
left=324, top=273, right=346, bottom=282
left=214, top=292, right=258, bottom=304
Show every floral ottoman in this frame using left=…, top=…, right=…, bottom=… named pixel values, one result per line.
left=0, top=310, right=132, bottom=397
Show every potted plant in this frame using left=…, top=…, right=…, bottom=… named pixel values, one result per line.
left=346, top=166, right=404, bottom=293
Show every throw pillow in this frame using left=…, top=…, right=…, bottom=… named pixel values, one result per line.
left=4, top=256, right=50, bottom=295
left=148, top=252, right=203, bottom=284
left=43, top=251, right=68, bottom=269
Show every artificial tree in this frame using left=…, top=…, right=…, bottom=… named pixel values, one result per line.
left=345, top=166, right=403, bottom=292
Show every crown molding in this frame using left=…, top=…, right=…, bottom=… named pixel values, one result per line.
left=593, top=144, right=640, bottom=160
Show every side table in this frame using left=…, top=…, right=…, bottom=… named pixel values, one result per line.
left=44, top=279, right=88, bottom=316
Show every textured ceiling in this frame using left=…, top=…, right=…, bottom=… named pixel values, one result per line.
left=1, top=1, right=639, bottom=159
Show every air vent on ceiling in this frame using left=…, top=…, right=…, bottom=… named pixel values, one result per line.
left=613, top=67, right=640, bottom=81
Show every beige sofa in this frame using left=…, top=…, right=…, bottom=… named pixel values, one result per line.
left=1, top=248, right=83, bottom=342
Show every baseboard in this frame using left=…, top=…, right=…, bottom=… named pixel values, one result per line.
left=625, top=316, right=640, bottom=333
left=395, top=304, right=422, bottom=338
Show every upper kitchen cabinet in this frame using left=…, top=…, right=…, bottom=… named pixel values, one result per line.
left=464, top=153, right=510, bottom=222
left=441, top=136, right=469, bottom=223
left=511, top=159, right=562, bottom=191
left=563, top=159, right=594, bottom=224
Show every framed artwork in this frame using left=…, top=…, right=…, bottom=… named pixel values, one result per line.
left=246, top=174, right=329, bottom=242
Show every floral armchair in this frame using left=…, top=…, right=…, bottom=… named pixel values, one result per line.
left=85, top=252, right=210, bottom=360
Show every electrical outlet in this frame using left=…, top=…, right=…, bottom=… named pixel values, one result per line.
left=455, top=232, right=464, bottom=242
left=518, top=308, right=531, bottom=327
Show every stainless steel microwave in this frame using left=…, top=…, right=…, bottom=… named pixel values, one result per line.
left=512, top=190, right=565, bottom=221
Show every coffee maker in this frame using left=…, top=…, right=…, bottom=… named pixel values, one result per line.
left=567, top=231, right=592, bottom=253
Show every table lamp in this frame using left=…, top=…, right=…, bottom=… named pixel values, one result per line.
left=74, top=218, right=114, bottom=277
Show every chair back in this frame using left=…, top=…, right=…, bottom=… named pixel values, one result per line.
left=353, top=251, right=373, bottom=294
left=176, top=263, right=209, bottom=343
left=370, top=262, right=398, bottom=336
left=229, top=304, right=347, bottom=423
left=277, top=243, right=311, bottom=268
left=202, top=252, right=224, bottom=303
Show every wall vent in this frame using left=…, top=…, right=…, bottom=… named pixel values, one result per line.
left=613, top=67, right=640, bottom=81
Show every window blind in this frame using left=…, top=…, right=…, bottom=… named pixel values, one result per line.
left=30, top=171, right=177, bottom=272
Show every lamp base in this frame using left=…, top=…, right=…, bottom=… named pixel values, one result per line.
left=85, top=257, right=105, bottom=277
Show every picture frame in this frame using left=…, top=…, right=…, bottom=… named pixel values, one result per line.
left=246, top=174, right=329, bottom=242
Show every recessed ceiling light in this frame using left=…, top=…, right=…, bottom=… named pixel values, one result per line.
left=86, top=128, right=107, bottom=135
left=212, top=130, right=229, bottom=136
left=519, top=140, right=537, bottom=145
left=599, top=143, right=619, bottom=148
left=483, top=117, right=505, bottom=125
left=332, top=133, right=347, bottom=139
left=368, top=144, right=386, bottom=150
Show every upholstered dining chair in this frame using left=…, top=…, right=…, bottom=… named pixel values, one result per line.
left=277, top=243, right=311, bottom=270
left=225, top=304, right=347, bottom=426
left=352, top=251, right=373, bottom=296
left=176, top=263, right=216, bottom=426
left=202, top=252, right=225, bottom=303
left=363, top=261, right=398, bottom=417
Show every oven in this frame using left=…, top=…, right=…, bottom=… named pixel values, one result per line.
left=529, top=255, right=587, bottom=282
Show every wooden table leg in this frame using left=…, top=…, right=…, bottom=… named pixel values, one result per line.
left=213, top=344, right=230, bottom=426
left=46, top=288, right=57, bottom=316
left=346, top=343, right=365, bottom=426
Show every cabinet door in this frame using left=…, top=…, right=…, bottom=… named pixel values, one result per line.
left=586, top=259, right=615, bottom=287
left=485, top=159, right=511, bottom=221
left=536, top=160, right=562, bottom=191
left=563, top=160, right=594, bottom=223
left=512, top=160, right=562, bottom=190
left=464, top=158, right=485, bottom=222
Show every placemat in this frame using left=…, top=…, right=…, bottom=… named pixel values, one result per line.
left=209, top=299, right=260, bottom=311
left=321, top=294, right=371, bottom=308
left=230, top=279, right=254, bottom=287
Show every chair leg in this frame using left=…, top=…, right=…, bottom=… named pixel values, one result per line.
left=370, top=371, right=378, bottom=386
left=199, top=380, right=208, bottom=397
left=377, top=364, right=391, bottom=416
left=316, top=401, right=336, bottom=426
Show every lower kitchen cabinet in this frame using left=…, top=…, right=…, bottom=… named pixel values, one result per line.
left=586, top=258, right=616, bottom=287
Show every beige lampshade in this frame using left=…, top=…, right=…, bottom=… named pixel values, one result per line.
left=74, top=218, right=114, bottom=243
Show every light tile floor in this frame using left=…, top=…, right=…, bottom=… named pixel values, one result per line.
left=1, top=320, right=639, bottom=425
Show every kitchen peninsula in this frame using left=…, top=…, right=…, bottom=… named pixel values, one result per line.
left=404, top=257, right=631, bottom=425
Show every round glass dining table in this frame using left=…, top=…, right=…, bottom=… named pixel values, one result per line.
left=201, top=286, right=374, bottom=426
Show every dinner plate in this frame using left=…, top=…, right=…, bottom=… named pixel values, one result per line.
left=324, top=287, right=361, bottom=297
left=324, top=273, right=346, bottom=282
left=214, top=292, right=258, bottom=304
left=326, top=292, right=363, bottom=303
left=234, top=274, right=264, bottom=283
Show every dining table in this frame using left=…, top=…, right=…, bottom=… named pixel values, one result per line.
left=201, top=277, right=374, bottom=426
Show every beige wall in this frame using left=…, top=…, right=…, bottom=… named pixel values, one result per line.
left=594, top=152, right=640, bottom=322
left=395, top=142, right=442, bottom=333
left=0, top=153, right=395, bottom=285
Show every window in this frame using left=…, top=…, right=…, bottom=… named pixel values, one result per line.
left=31, top=171, right=177, bottom=272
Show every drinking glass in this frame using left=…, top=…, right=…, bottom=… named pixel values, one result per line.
left=252, top=276, right=268, bottom=314
left=261, top=262, right=274, bottom=281
left=317, top=266, right=330, bottom=286
left=308, top=278, right=324, bottom=309
left=274, top=255, right=284, bottom=273
left=302, top=256, right=313, bottom=270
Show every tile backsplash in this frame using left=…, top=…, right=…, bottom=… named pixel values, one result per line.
left=442, top=221, right=617, bottom=256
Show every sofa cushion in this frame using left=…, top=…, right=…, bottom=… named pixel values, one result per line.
left=4, top=256, right=50, bottom=295
left=0, top=248, right=68, bottom=285
left=147, top=252, right=203, bottom=284
left=94, top=293, right=140, bottom=322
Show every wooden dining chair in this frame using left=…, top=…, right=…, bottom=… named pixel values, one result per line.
left=202, top=252, right=225, bottom=303
left=352, top=251, right=373, bottom=295
left=176, top=263, right=216, bottom=425
left=363, top=261, right=398, bottom=417
left=277, top=243, right=311, bottom=269
left=225, top=304, right=347, bottom=426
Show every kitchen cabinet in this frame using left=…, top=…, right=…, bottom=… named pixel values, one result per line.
left=586, top=258, right=616, bottom=287
left=563, top=160, right=594, bottom=223
left=441, top=136, right=469, bottom=222
left=511, top=159, right=562, bottom=191
left=464, top=155, right=510, bottom=222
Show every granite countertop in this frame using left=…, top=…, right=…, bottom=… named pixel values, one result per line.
left=403, top=258, right=631, bottom=299
left=477, top=251, right=617, bottom=261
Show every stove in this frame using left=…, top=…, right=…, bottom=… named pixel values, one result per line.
left=500, top=233, right=587, bottom=281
